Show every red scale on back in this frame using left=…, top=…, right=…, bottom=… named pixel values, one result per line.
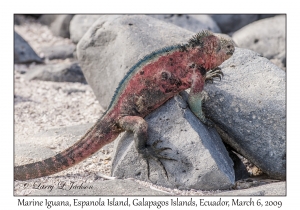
left=111, top=49, right=196, bottom=118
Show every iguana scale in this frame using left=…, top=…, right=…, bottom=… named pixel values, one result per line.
left=14, top=30, right=235, bottom=180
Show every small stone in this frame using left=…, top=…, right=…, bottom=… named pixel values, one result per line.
left=14, top=31, right=43, bottom=64
left=41, top=44, right=75, bottom=60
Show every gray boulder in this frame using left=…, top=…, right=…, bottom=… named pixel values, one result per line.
left=46, top=15, right=74, bottom=38
left=232, top=15, right=286, bottom=70
left=112, top=94, right=235, bottom=190
left=149, top=14, right=221, bottom=33
left=25, top=61, right=86, bottom=83
left=38, top=15, right=74, bottom=38
left=38, top=15, right=58, bottom=26
left=210, top=14, right=259, bottom=33
left=70, top=15, right=103, bottom=44
left=14, top=15, right=27, bottom=25
left=14, top=31, right=43, bottom=64
left=202, top=48, right=286, bottom=180
left=258, top=14, right=277, bottom=19
left=77, top=15, right=194, bottom=109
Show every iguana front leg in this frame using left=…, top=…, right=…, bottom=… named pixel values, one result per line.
left=188, top=72, right=214, bottom=127
left=205, top=67, right=224, bottom=83
left=118, top=116, right=175, bottom=179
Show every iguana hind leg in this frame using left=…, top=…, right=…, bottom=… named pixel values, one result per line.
left=118, top=116, right=175, bottom=179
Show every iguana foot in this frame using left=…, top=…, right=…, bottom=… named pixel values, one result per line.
left=205, top=67, right=224, bottom=83
left=140, top=140, right=176, bottom=179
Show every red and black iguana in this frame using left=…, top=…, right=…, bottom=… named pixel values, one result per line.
left=14, top=30, right=235, bottom=180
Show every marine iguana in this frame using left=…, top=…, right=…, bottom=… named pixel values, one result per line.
left=14, top=30, right=235, bottom=180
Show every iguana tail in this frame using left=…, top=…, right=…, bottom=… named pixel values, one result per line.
left=14, top=118, right=120, bottom=181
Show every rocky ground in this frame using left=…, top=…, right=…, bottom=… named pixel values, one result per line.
left=14, top=15, right=285, bottom=196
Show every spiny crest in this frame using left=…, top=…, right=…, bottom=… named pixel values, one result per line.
left=214, top=33, right=236, bottom=49
left=219, top=36, right=235, bottom=46
left=188, top=30, right=214, bottom=47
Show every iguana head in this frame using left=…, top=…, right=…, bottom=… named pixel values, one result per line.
left=187, top=30, right=235, bottom=70
left=214, top=33, right=235, bottom=58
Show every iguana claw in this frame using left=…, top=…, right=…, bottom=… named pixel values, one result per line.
left=205, top=67, right=224, bottom=83
left=141, top=140, right=176, bottom=179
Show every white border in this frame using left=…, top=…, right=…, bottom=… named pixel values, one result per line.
left=3, top=0, right=296, bottom=208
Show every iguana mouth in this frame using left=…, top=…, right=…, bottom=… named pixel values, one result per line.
left=227, top=49, right=234, bottom=55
